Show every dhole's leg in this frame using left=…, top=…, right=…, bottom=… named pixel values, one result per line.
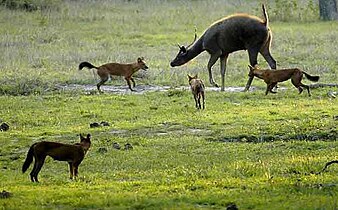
left=194, top=94, right=199, bottom=109
left=32, top=156, right=46, bottom=182
left=207, top=51, right=222, bottom=88
left=125, top=77, right=134, bottom=91
left=197, top=93, right=201, bottom=109
left=244, top=48, right=259, bottom=91
left=73, top=160, right=83, bottom=179
left=269, top=82, right=278, bottom=93
left=68, top=162, right=74, bottom=179
left=201, top=92, right=205, bottom=109
left=97, top=76, right=109, bottom=93
left=220, top=54, right=228, bottom=91
left=291, top=76, right=305, bottom=95
left=301, top=84, right=311, bottom=96
left=130, top=77, right=136, bottom=88
left=30, top=160, right=38, bottom=182
left=265, top=85, right=270, bottom=95
left=265, top=83, right=275, bottom=95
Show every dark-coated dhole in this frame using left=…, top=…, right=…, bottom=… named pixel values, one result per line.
left=22, top=134, right=91, bottom=182
left=248, top=65, right=319, bottom=96
left=79, top=57, right=148, bottom=92
left=188, top=74, right=205, bottom=109
left=171, top=4, right=276, bottom=92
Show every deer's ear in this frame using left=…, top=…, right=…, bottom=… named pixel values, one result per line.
left=180, top=46, right=187, bottom=53
left=194, top=74, right=198, bottom=79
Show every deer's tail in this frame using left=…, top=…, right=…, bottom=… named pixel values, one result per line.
left=303, top=71, right=320, bottom=82
left=262, top=4, right=269, bottom=28
left=79, top=62, right=98, bottom=70
left=22, top=143, right=36, bottom=173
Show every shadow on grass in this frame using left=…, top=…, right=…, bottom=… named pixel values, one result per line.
left=207, top=129, right=337, bottom=143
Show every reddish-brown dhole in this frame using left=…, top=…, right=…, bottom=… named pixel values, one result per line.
left=248, top=65, right=319, bottom=96
left=188, top=74, right=205, bottom=109
left=79, top=57, right=148, bottom=92
left=22, top=134, right=91, bottom=182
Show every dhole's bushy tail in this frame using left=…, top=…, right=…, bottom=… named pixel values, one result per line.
left=303, top=71, right=320, bottom=82
left=79, top=62, right=98, bottom=70
left=22, top=144, right=36, bottom=173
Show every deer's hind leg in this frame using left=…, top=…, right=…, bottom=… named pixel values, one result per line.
left=207, top=50, right=222, bottom=88
left=245, top=48, right=260, bottom=91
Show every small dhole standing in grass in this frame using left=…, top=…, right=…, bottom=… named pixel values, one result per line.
left=248, top=65, right=319, bottom=96
left=188, top=74, right=205, bottom=109
left=79, top=57, right=148, bottom=92
left=22, top=134, right=91, bottom=182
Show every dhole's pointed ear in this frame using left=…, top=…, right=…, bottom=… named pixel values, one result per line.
left=137, top=57, right=142, bottom=63
left=194, top=74, right=198, bottom=79
left=86, top=134, right=91, bottom=139
left=187, top=74, right=193, bottom=80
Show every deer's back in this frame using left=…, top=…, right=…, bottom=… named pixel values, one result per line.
left=202, top=14, right=269, bottom=53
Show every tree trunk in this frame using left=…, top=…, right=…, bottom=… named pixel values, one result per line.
left=319, top=0, right=338, bottom=20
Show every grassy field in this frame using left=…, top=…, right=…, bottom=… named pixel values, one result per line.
left=1, top=0, right=338, bottom=209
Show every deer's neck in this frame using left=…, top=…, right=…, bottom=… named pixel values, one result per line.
left=185, top=39, right=204, bottom=63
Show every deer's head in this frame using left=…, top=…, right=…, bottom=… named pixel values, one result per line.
left=170, top=30, right=197, bottom=67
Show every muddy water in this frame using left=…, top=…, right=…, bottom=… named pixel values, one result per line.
left=57, top=84, right=261, bottom=94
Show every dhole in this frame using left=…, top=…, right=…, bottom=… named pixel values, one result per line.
left=188, top=74, right=205, bottom=109
left=248, top=65, right=319, bottom=96
left=22, top=134, right=91, bottom=182
left=79, top=57, right=148, bottom=92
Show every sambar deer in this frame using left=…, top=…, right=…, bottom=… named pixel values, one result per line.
left=170, top=4, right=276, bottom=92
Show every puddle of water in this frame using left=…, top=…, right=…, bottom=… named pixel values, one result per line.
left=57, top=84, right=263, bottom=94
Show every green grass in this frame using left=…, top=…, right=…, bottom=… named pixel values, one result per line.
left=1, top=90, right=337, bottom=209
left=0, top=0, right=338, bottom=209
